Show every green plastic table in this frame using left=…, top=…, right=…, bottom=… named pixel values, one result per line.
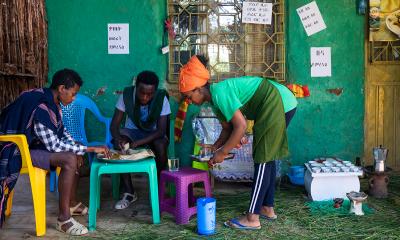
left=88, top=157, right=160, bottom=231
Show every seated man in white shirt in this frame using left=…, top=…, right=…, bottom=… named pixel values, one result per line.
left=110, top=70, right=171, bottom=210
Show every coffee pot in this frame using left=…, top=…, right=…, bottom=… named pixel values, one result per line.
left=373, top=145, right=388, bottom=172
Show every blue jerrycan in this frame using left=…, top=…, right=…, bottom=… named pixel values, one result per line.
left=197, top=197, right=216, bottom=235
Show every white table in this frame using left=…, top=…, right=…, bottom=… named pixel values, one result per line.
left=304, top=163, right=363, bottom=201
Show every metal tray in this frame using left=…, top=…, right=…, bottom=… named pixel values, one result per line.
left=97, top=158, right=148, bottom=163
left=191, top=153, right=235, bottom=162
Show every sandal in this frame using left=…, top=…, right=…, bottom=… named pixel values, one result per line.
left=56, top=217, right=88, bottom=236
left=224, top=218, right=261, bottom=230
left=70, top=202, right=88, bottom=216
left=115, top=192, right=138, bottom=210
left=242, top=211, right=277, bottom=221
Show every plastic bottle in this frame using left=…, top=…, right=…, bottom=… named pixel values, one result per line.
left=197, top=197, right=216, bottom=235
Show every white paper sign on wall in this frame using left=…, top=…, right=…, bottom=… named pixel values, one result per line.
left=297, top=1, right=326, bottom=36
left=310, top=47, right=331, bottom=77
left=108, top=23, right=129, bottom=54
left=242, top=1, right=273, bottom=25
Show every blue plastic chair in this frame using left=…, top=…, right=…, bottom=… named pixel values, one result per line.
left=49, top=94, right=112, bottom=192
left=61, top=94, right=112, bottom=147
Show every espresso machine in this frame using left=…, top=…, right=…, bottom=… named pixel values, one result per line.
left=373, top=146, right=388, bottom=172
left=367, top=146, right=390, bottom=198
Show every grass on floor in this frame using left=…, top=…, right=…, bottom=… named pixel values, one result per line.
left=84, top=174, right=400, bottom=240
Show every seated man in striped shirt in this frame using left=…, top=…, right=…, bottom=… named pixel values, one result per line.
left=0, top=69, right=110, bottom=236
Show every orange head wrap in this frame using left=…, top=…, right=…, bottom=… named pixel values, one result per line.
left=179, top=56, right=210, bottom=93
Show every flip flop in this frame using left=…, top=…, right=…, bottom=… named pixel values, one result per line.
left=224, top=218, right=261, bottom=230
left=243, top=211, right=277, bottom=221
left=70, top=202, right=88, bottom=216
left=260, top=214, right=277, bottom=221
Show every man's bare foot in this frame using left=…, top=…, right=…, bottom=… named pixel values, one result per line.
left=260, top=206, right=277, bottom=218
left=233, top=214, right=261, bottom=227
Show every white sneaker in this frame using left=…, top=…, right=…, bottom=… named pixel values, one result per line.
left=114, top=192, right=138, bottom=210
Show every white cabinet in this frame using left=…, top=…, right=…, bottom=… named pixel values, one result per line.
left=304, top=164, right=363, bottom=201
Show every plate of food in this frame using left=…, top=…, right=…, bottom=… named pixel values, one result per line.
left=97, top=148, right=155, bottom=163
left=386, top=10, right=400, bottom=37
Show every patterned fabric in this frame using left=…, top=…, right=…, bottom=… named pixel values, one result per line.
left=174, top=99, right=189, bottom=142
left=34, top=122, right=86, bottom=155
left=0, top=88, right=63, bottom=226
left=211, top=135, right=255, bottom=181
left=286, top=84, right=310, bottom=98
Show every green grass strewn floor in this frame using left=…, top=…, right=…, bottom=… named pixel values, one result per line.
left=86, top=174, right=400, bottom=240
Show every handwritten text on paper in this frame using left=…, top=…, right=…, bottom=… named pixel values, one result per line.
left=297, top=1, right=326, bottom=36
left=108, top=23, right=129, bottom=54
left=242, top=2, right=273, bottom=25
left=311, top=47, right=331, bottom=77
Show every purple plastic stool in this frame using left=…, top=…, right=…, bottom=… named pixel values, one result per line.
left=159, top=167, right=212, bottom=224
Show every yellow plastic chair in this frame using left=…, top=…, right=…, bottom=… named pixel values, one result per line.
left=0, top=134, right=52, bottom=237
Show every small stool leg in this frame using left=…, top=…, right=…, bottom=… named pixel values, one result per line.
left=188, top=183, right=196, bottom=207
left=97, top=175, right=102, bottom=210
left=148, top=165, right=160, bottom=224
left=158, top=174, right=166, bottom=204
left=175, top=181, right=190, bottom=224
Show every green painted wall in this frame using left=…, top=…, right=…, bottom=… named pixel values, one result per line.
left=46, top=0, right=365, bottom=167
left=46, top=0, right=198, bottom=166
left=46, top=0, right=167, bottom=108
left=286, top=0, right=365, bottom=165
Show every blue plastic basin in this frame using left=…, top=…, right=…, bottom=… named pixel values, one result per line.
left=287, top=174, right=305, bottom=186
left=289, top=166, right=305, bottom=177
left=288, top=166, right=305, bottom=186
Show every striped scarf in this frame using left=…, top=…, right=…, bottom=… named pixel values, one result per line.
left=174, top=99, right=190, bottom=142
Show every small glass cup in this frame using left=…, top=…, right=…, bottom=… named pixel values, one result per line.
left=200, top=147, right=211, bottom=158
left=168, top=158, right=179, bottom=171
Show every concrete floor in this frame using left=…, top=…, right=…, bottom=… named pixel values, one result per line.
left=0, top=174, right=155, bottom=239
left=0, top=172, right=250, bottom=239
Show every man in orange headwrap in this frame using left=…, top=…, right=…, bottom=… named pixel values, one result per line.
left=179, top=55, right=297, bottom=231
left=179, top=55, right=210, bottom=93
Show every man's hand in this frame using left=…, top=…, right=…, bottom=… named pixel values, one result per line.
left=208, top=148, right=226, bottom=168
left=129, top=141, right=138, bottom=149
left=114, top=138, right=128, bottom=151
left=87, top=146, right=111, bottom=159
